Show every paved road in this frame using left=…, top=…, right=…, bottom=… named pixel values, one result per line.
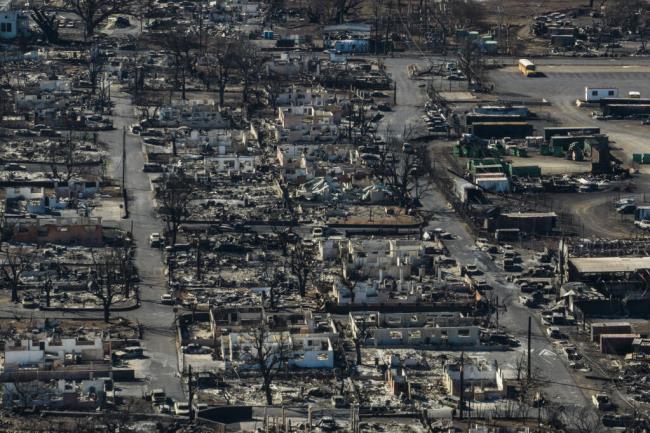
left=101, top=85, right=184, bottom=400
left=380, top=56, right=591, bottom=410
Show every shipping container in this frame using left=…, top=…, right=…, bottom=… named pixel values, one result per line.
left=591, top=322, right=632, bottom=342
left=600, top=333, right=639, bottom=355
left=642, top=154, right=650, bottom=164
left=495, top=228, right=520, bottom=242
left=599, top=97, right=650, bottom=106
left=544, top=127, right=600, bottom=142
left=635, top=206, right=650, bottom=221
left=603, top=104, right=650, bottom=117
left=471, top=122, right=533, bottom=139
left=508, top=164, right=541, bottom=177
left=466, top=114, right=526, bottom=125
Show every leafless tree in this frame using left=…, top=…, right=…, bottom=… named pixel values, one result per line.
left=30, top=6, right=60, bottom=44
left=370, top=129, right=433, bottom=210
left=6, top=381, right=53, bottom=410
left=0, top=244, right=33, bottom=302
left=289, top=241, right=316, bottom=297
left=161, top=30, right=200, bottom=101
left=352, top=318, right=371, bottom=365
left=234, top=40, right=267, bottom=105
left=511, top=353, right=546, bottom=420
left=308, top=0, right=364, bottom=24
left=132, top=0, right=157, bottom=33
left=563, top=406, right=607, bottom=433
left=115, top=244, right=136, bottom=298
left=271, top=226, right=294, bottom=257
left=202, top=37, right=240, bottom=107
left=265, top=80, right=284, bottom=110
left=86, top=44, right=105, bottom=96
left=47, top=134, right=89, bottom=182
left=64, top=0, right=131, bottom=39
left=89, top=248, right=127, bottom=322
left=417, top=0, right=485, bottom=52
left=457, top=37, right=485, bottom=90
left=245, top=324, right=289, bottom=405
left=603, top=0, right=646, bottom=31
left=157, top=173, right=195, bottom=246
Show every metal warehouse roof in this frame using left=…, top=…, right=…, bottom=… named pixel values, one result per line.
left=569, top=257, right=650, bottom=274
left=501, top=212, right=557, bottom=218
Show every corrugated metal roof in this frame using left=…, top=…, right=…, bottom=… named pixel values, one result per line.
left=570, top=257, right=650, bottom=274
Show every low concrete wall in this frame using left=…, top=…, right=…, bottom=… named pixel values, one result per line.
left=0, top=368, right=135, bottom=382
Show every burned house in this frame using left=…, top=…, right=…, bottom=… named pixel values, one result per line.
left=350, top=312, right=480, bottom=347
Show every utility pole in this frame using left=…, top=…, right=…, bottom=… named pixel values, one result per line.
left=527, top=316, right=532, bottom=381
left=495, top=295, right=499, bottom=333
left=459, top=351, right=465, bottom=420
left=122, top=126, right=126, bottom=193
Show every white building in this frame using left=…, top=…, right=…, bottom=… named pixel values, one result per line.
left=221, top=332, right=334, bottom=369
left=343, top=238, right=429, bottom=280
left=4, top=337, right=106, bottom=370
left=584, top=86, right=618, bottom=102
left=158, top=100, right=230, bottom=129
left=350, top=311, right=480, bottom=347
left=3, top=379, right=106, bottom=409
left=276, top=86, right=328, bottom=107
left=0, top=4, right=29, bottom=40
left=204, top=154, right=257, bottom=173
left=275, top=105, right=338, bottom=143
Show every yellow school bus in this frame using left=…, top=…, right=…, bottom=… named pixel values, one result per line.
left=518, top=59, right=536, bottom=77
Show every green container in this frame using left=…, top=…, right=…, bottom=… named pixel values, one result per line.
left=540, top=145, right=550, bottom=156
left=643, top=154, right=650, bottom=164
left=633, top=153, right=643, bottom=163
left=553, top=146, right=564, bottom=157
left=508, top=164, right=541, bottom=177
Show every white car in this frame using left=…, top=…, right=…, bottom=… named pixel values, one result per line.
left=149, top=233, right=161, bottom=248
left=160, top=293, right=175, bottom=305
left=635, top=220, right=650, bottom=230
left=173, top=401, right=190, bottom=416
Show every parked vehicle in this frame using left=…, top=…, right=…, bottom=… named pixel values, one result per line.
left=592, top=393, right=614, bottom=411
left=182, top=343, right=210, bottom=354
left=173, top=401, right=190, bottom=416
left=143, top=163, right=164, bottom=173
left=21, top=297, right=38, bottom=308
left=192, top=401, right=208, bottom=413
left=616, top=203, right=636, bottom=214
left=150, top=388, right=166, bottom=404
left=160, top=294, right=175, bottom=305
left=149, top=233, right=162, bottom=248
left=635, top=219, right=650, bottom=230
left=547, top=326, right=562, bottom=339
left=331, top=395, right=349, bottom=408
left=114, top=346, right=144, bottom=360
